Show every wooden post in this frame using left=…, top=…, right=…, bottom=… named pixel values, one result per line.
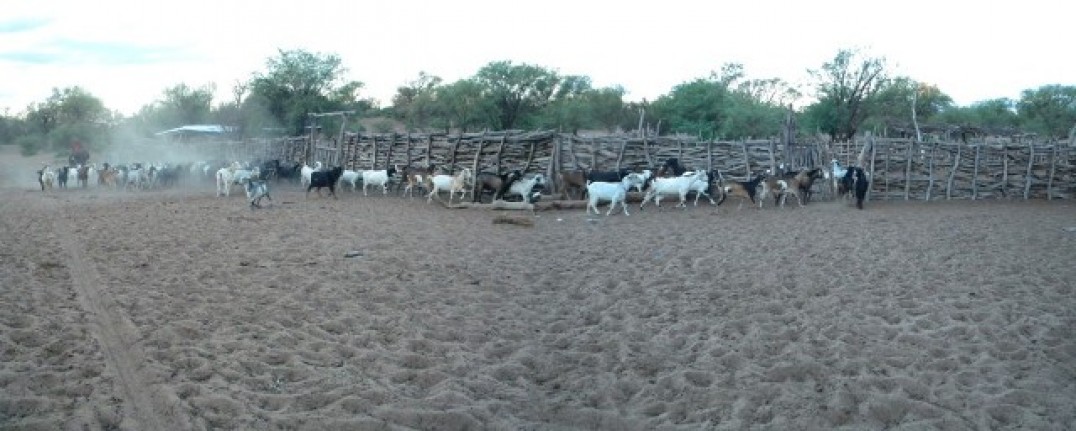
left=470, top=134, right=485, bottom=202
left=405, top=133, right=413, bottom=168
left=306, top=121, right=316, bottom=163
left=449, top=134, right=461, bottom=172
left=371, top=135, right=379, bottom=170
left=768, top=139, right=779, bottom=174
left=946, top=144, right=962, bottom=200
left=522, top=139, right=537, bottom=172
left=335, top=115, right=347, bottom=166
left=425, top=135, right=433, bottom=168
left=385, top=133, right=395, bottom=170
left=1001, top=145, right=1009, bottom=198
left=495, top=134, right=507, bottom=174
left=741, top=141, right=751, bottom=180
left=550, top=138, right=559, bottom=193
left=866, top=136, right=877, bottom=203
left=1046, top=145, right=1058, bottom=199
left=549, top=137, right=560, bottom=195
left=1023, top=142, right=1035, bottom=200
left=678, top=138, right=684, bottom=162
left=971, top=145, right=981, bottom=200
left=615, top=138, right=627, bottom=171
left=883, top=143, right=890, bottom=197
left=641, top=133, right=653, bottom=167
left=707, top=140, right=713, bottom=172
left=590, top=138, right=598, bottom=172
left=925, top=143, right=937, bottom=201
left=568, top=137, right=581, bottom=170
left=350, top=134, right=359, bottom=170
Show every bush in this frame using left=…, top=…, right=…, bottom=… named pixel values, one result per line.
left=16, top=135, right=44, bottom=156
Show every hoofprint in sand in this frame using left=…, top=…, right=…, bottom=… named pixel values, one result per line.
left=2, top=177, right=1074, bottom=429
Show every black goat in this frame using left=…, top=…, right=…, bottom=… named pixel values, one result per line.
left=307, top=166, right=345, bottom=198
left=842, top=167, right=870, bottom=209
left=656, top=158, right=687, bottom=177
left=56, top=166, right=69, bottom=188
left=586, top=168, right=632, bottom=183
left=274, top=161, right=303, bottom=184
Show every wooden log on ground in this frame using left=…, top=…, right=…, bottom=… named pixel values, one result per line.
left=492, top=214, right=535, bottom=227
left=443, top=200, right=535, bottom=211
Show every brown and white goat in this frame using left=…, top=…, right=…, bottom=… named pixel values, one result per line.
left=426, top=168, right=473, bottom=205
left=781, top=167, right=825, bottom=206
left=400, top=165, right=436, bottom=198
left=717, top=173, right=767, bottom=210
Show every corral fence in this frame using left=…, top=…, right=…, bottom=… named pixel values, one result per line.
left=176, top=131, right=1076, bottom=201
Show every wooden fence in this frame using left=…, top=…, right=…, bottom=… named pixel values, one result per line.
left=182, top=131, right=1075, bottom=201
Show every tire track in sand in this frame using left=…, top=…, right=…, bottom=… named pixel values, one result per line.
left=53, top=215, right=191, bottom=430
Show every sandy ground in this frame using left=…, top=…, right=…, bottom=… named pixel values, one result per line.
left=1, top=145, right=1075, bottom=430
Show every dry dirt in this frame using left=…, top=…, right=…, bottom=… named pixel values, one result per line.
left=2, top=144, right=1075, bottom=430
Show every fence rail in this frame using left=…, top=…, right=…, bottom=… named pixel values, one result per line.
left=173, top=132, right=1075, bottom=201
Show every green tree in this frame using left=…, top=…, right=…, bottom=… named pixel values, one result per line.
left=129, top=83, right=216, bottom=136
left=1016, top=85, right=1076, bottom=139
left=651, top=79, right=729, bottom=139
left=23, top=87, right=110, bottom=152
left=586, top=86, right=628, bottom=133
left=540, top=75, right=594, bottom=134
left=391, top=71, right=443, bottom=131
left=804, top=49, right=889, bottom=140
left=474, top=60, right=560, bottom=130
left=864, top=77, right=953, bottom=133
left=245, top=49, right=364, bottom=135
left=435, top=79, right=492, bottom=133
left=934, top=98, right=1019, bottom=133
left=649, top=63, right=789, bottom=140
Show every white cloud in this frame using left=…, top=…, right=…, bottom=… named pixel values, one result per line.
left=2, top=0, right=1073, bottom=116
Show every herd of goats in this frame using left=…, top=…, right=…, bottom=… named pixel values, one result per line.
left=33, top=157, right=871, bottom=214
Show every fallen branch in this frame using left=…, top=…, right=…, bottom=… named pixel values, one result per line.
left=492, top=214, right=534, bottom=227
left=443, top=200, right=535, bottom=211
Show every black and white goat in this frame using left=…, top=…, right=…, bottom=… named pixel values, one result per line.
left=361, top=166, right=398, bottom=196
left=503, top=173, right=546, bottom=204
left=244, top=179, right=272, bottom=208
left=717, top=172, right=767, bottom=210
left=841, top=167, right=870, bottom=209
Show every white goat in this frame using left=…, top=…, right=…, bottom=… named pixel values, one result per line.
left=640, top=170, right=706, bottom=209
left=124, top=166, right=147, bottom=191
left=684, top=170, right=716, bottom=206
left=586, top=173, right=645, bottom=216
left=39, top=165, right=55, bottom=191
left=361, top=166, right=398, bottom=196
left=215, top=163, right=240, bottom=197
left=338, top=169, right=361, bottom=192
left=427, top=168, right=473, bottom=205
left=503, top=173, right=546, bottom=204
left=231, top=166, right=261, bottom=186
left=300, top=161, right=323, bottom=188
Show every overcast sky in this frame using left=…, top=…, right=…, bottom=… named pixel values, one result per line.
left=2, top=0, right=1071, bottom=116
